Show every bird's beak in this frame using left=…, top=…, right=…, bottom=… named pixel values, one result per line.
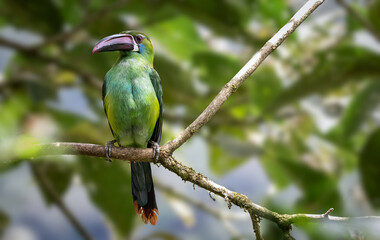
left=92, top=33, right=138, bottom=54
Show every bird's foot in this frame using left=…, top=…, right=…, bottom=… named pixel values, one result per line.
left=149, top=140, right=160, bottom=163
left=105, top=140, right=117, bottom=162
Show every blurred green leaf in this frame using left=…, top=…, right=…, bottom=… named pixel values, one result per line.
left=32, top=162, right=73, bottom=205
left=6, top=57, right=58, bottom=103
left=59, top=0, right=83, bottom=25
left=261, top=116, right=315, bottom=190
left=193, top=52, right=241, bottom=89
left=359, top=128, right=380, bottom=208
left=295, top=222, right=348, bottom=240
left=283, top=160, right=341, bottom=213
left=263, top=140, right=341, bottom=212
left=0, top=94, right=45, bottom=170
left=262, top=222, right=285, bottom=240
left=2, top=0, right=62, bottom=35
left=147, top=16, right=207, bottom=60
left=88, top=0, right=119, bottom=10
left=228, top=105, right=253, bottom=120
left=255, top=0, right=291, bottom=26
left=261, top=141, right=294, bottom=189
left=123, top=0, right=175, bottom=25
left=328, top=80, right=380, bottom=146
left=177, top=0, right=243, bottom=28
left=209, top=133, right=260, bottom=176
left=48, top=109, right=95, bottom=131
left=210, top=145, right=247, bottom=176
left=129, top=0, right=257, bottom=46
left=267, top=45, right=380, bottom=112
left=61, top=43, right=115, bottom=78
left=346, top=4, right=365, bottom=34
left=154, top=54, right=195, bottom=104
left=0, top=209, right=9, bottom=236
left=0, top=95, right=29, bottom=138
left=173, top=0, right=261, bottom=46
left=25, top=80, right=55, bottom=103
left=333, top=146, right=358, bottom=172
left=65, top=122, right=112, bottom=144
left=47, top=108, right=110, bottom=145
left=88, top=15, right=126, bottom=38
left=246, top=66, right=283, bottom=114
left=0, top=96, right=41, bottom=169
left=78, top=157, right=135, bottom=237
left=368, top=0, right=380, bottom=33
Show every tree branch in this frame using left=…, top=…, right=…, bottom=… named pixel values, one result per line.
left=26, top=142, right=380, bottom=237
left=249, top=212, right=263, bottom=240
left=31, top=142, right=153, bottom=162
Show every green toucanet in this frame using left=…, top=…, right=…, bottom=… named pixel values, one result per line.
left=92, top=31, right=162, bottom=225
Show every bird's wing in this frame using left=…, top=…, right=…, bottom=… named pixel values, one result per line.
left=148, top=69, right=163, bottom=145
left=102, top=78, right=115, bottom=138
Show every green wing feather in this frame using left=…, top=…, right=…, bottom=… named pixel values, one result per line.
left=102, top=78, right=115, bottom=138
left=148, top=69, right=163, bottom=145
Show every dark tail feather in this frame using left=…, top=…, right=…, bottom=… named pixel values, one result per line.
left=131, top=162, right=158, bottom=225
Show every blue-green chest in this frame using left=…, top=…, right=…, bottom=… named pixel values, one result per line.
left=103, top=58, right=159, bottom=147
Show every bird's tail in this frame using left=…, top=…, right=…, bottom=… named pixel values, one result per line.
left=131, top=162, right=158, bottom=225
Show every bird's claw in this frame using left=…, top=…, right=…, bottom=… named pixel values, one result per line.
left=105, top=140, right=117, bottom=162
left=149, top=140, right=160, bottom=163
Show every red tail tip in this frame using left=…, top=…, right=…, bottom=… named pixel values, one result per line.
left=134, top=200, right=159, bottom=225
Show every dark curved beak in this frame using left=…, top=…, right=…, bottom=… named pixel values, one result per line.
left=92, top=33, right=137, bottom=54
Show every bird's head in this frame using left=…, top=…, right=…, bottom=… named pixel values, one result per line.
left=92, top=31, right=154, bottom=65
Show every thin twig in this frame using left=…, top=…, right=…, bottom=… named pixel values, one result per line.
left=31, top=163, right=94, bottom=240
left=286, top=211, right=380, bottom=224
left=249, top=211, right=263, bottom=240
left=323, top=208, right=335, bottom=217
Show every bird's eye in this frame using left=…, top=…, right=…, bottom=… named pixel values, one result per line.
left=135, top=35, right=143, bottom=44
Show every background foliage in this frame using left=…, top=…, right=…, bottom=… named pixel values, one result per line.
left=0, top=0, right=380, bottom=239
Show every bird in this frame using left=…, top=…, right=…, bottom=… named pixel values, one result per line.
left=92, top=31, right=162, bottom=225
